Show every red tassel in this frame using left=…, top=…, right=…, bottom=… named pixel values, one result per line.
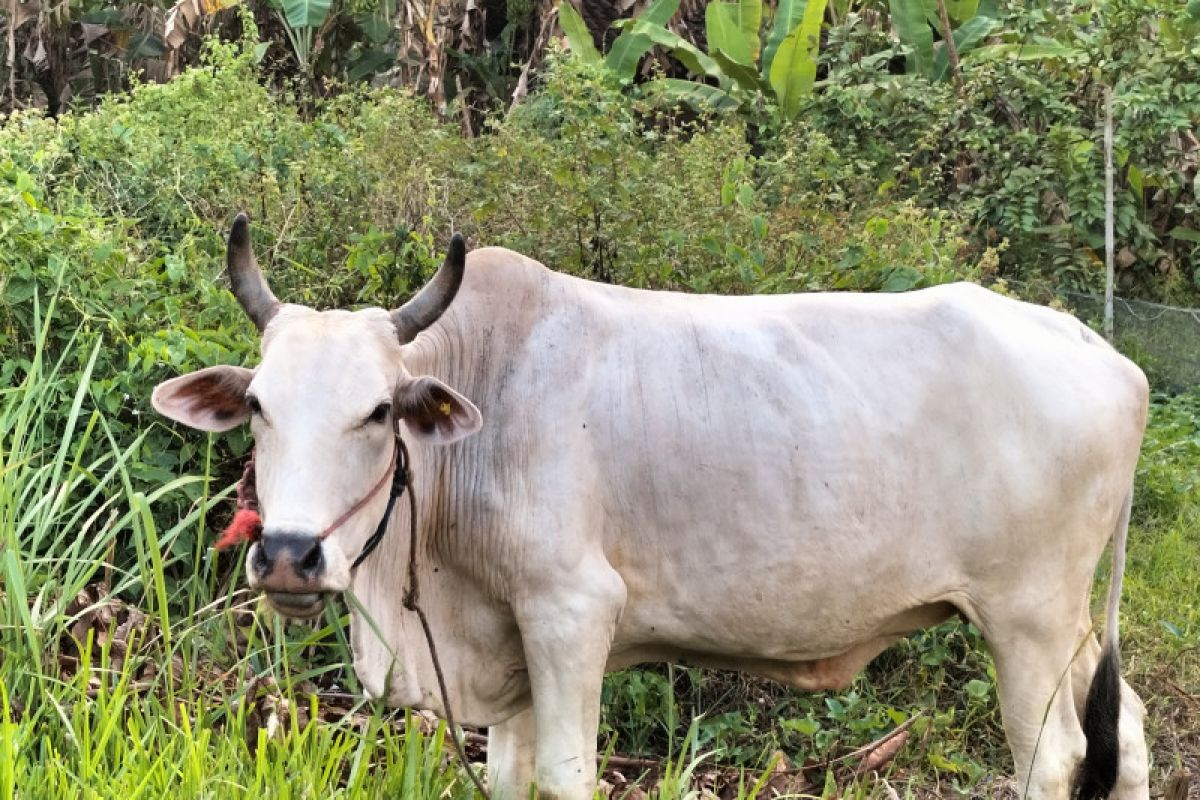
left=215, top=509, right=262, bottom=550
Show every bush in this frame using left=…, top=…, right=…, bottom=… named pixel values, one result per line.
left=795, top=0, right=1200, bottom=300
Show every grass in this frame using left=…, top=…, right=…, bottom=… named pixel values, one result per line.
left=0, top=301, right=469, bottom=799
left=1, top=304, right=1197, bottom=800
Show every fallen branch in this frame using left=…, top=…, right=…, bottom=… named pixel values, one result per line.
left=838, top=711, right=925, bottom=765
left=855, top=730, right=908, bottom=776
left=603, top=753, right=659, bottom=771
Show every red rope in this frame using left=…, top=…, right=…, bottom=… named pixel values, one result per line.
left=215, top=454, right=262, bottom=550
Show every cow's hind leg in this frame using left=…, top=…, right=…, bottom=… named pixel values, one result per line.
left=488, top=706, right=537, bottom=800
left=984, top=611, right=1089, bottom=800
left=1069, top=619, right=1149, bottom=800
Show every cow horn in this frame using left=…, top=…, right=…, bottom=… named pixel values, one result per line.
left=391, top=234, right=467, bottom=344
left=227, top=212, right=281, bottom=331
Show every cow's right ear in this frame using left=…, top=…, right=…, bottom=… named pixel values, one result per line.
left=151, top=365, right=255, bottom=432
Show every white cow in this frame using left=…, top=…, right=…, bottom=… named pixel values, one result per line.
left=153, top=214, right=1150, bottom=800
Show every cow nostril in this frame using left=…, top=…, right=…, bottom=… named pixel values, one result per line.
left=252, top=544, right=272, bottom=576
left=299, top=540, right=323, bottom=575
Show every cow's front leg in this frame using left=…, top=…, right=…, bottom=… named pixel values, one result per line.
left=514, top=564, right=626, bottom=800
left=487, top=707, right=536, bottom=800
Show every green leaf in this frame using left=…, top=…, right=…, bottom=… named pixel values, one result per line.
left=606, top=0, right=681, bottom=81
left=965, top=43, right=1076, bottom=63
left=768, top=0, right=826, bottom=118
left=944, top=0, right=979, bottom=22
left=280, top=0, right=332, bottom=29
left=763, top=0, right=805, bottom=77
left=126, top=32, right=167, bottom=58
left=704, top=1, right=762, bottom=66
left=736, top=183, right=755, bottom=207
left=646, top=78, right=741, bottom=113
left=358, top=11, right=393, bottom=44
left=348, top=47, right=394, bottom=82
left=558, top=2, right=602, bottom=65
left=1127, top=163, right=1144, bottom=201
left=739, top=0, right=763, bottom=62
left=626, top=20, right=722, bottom=78
left=1189, top=0, right=1200, bottom=20
left=752, top=215, right=767, bottom=239
left=965, top=679, right=991, bottom=699
left=929, top=752, right=968, bottom=772
left=837, top=246, right=865, bottom=271
left=707, top=3, right=752, bottom=65
left=921, top=0, right=942, bottom=29
left=3, top=277, right=35, bottom=304
left=890, top=0, right=934, bottom=77
left=930, top=13, right=998, bottom=81
left=881, top=265, right=922, bottom=291
left=1169, top=226, right=1200, bottom=244
left=712, top=49, right=767, bottom=93
left=781, top=717, right=820, bottom=736
left=1160, top=619, right=1184, bottom=637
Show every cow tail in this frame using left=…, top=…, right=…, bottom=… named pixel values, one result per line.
left=1073, top=488, right=1130, bottom=800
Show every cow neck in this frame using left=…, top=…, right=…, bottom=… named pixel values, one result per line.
left=369, top=434, right=493, bottom=800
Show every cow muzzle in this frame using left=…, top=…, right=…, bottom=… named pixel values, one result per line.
left=249, top=532, right=328, bottom=619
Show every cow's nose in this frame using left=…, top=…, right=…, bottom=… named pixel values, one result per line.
left=252, top=532, right=324, bottom=580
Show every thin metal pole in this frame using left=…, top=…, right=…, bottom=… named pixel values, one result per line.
left=1104, top=86, right=1115, bottom=343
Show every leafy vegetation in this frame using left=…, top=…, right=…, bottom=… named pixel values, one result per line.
left=560, top=0, right=831, bottom=118
left=0, top=314, right=478, bottom=798
left=0, top=0, right=1198, bottom=796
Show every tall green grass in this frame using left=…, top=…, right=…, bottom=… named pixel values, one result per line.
left=0, top=298, right=477, bottom=799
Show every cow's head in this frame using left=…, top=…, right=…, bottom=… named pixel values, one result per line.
left=152, top=214, right=482, bottom=618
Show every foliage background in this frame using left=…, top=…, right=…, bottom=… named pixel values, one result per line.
left=0, top=0, right=1198, bottom=796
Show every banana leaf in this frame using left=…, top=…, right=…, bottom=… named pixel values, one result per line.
left=280, top=0, right=332, bottom=30
left=558, top=2, right=602, bottom=64
left=606, top=0, right=681, bottom=81
left=769, top=0, right=826, bottom=117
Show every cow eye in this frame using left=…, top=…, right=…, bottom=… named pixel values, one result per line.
left=365, top=402, right=391, bottom=425
left=246, top=395, right=262, bottom=415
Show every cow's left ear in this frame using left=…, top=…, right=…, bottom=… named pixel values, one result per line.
left=395, top=376, right=482, bottom=445
left=152, top=365, right=255, bottom=432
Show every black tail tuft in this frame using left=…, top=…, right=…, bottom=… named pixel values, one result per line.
left=1073, top=644, right=1121, bottom=800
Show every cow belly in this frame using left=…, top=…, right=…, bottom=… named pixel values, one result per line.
left=685, top=637, right=902, bottom=691
left=610, top=600, right=959, bottom=685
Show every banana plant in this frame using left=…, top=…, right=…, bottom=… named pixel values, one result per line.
left=890, top=0, right=1001, bottom=82
left=558, top=0, right=828, bottom=119
left=558, top=0, right=681, bottom=82
left=271, top=0, right=333, bottom=77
